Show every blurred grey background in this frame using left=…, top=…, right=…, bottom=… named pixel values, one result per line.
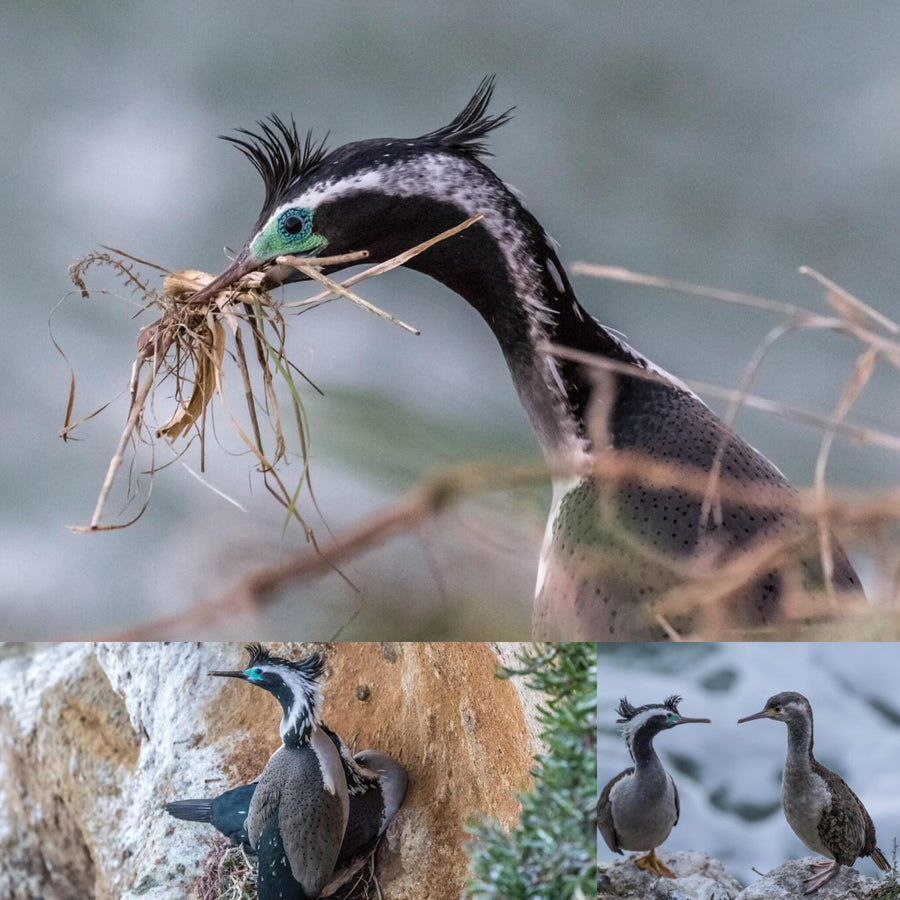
left=597, top=643, right=900, bottom=885
left=3, top=2, right=900, bottom=637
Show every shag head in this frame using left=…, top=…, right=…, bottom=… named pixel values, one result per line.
left=190, top=76, right=513, bottom=304
left=737, top=690, right=813, bottom=727
left=210, top=644, right=325, bottom=744
left=616, top=694, right=711, bottom=745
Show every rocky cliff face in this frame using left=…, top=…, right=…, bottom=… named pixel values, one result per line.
left=598, top=849, right=895, bottom=900
left=0, top=642, right=539, bottom=900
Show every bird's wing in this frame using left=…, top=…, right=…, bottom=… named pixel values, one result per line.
left=246, top=767, right=281, bottom=850
left=672, top=776, right=680, bottom=827
left=812, top=760, right=875, bottom=866
left=278, top=763, right=348, bottom=895
left=597, top=767, right=632, bottom=853
left=811, top=759, right=872, bottom=864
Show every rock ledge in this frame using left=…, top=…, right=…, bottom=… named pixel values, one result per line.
left=598, top=850, right=893, bottom=900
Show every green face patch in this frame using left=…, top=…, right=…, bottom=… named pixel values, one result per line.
left=249, top=206, right=327, bottom=260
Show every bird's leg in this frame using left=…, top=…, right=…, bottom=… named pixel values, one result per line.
left=634, top=848, right=676, bottom=878
left=803, top=859, right=840, bottom=894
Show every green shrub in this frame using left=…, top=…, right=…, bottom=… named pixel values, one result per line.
left=463, top=643, right=597, bottom=900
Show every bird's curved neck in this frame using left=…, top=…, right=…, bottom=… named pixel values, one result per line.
left=271, top=681, right=322, bottom=749
left=627, top=728, right=664, bottom=774
left=399, top=157, right=641, bottom=465
left=784, top=715, right=815, bottom=768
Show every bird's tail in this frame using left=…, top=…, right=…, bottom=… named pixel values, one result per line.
left=166, top=799, right=213, bottom=823
left=871, top=846, right=892, bottom=872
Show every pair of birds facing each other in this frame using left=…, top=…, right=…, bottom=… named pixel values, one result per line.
left=181, top=77, right=864, bottom=641
left=598, top=691, right=889, bottom=894
left=166, top=644, right=408, bottom=900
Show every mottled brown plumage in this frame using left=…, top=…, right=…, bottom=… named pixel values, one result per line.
left=738, top=691, right=889, bottom=894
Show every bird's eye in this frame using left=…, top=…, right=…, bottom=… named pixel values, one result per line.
left=774, top=706, right=782, bottom=713
left=277, top=207, right=312, bottom=241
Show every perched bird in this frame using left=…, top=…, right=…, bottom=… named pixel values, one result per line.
left=209, top=645, right=349, bottom=900
left=187, top=77, right=861, bottom=640
left=738, top=691, right=890, bottom=894
left=598, top=695, right=710, bottom=878
left=166, top=724, right=407, bottom=884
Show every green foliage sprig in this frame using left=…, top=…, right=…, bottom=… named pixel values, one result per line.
left=464, top=643, right=597, bottom=900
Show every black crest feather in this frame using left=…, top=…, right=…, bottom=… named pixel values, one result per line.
left=416, top=75, right=513, bottom=159
left=663, top=694, right=683, bottom=713
left=222, top=77, right=512, bottom=213
left=222, top=116, right=329, bottom=210
left=243, top=643, right=325, bottom=682
left=616, top=694, right=682, bottom=723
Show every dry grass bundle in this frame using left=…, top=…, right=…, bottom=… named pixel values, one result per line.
left=62, top=217, right=482, bottom=535
left=198, top=840, right=256, bottom=900
left=196, top=838, right=382, bottom=900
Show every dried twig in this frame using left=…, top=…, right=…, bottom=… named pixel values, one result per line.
left=63, top=217, right=483, bottom=532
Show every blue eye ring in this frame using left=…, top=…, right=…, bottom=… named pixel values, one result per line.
left=278, top=207, right=312, bottom=242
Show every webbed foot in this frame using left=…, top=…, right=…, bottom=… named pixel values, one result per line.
left=634, top=848, right=676, bottom=878
left=803, top=859, right=839, bottom=894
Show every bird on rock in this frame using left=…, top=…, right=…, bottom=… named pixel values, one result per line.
left=738, top=690, right=890, bottom=894
left=598, top=695, right=710, bottom=878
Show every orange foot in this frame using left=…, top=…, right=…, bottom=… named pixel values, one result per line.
left=634, top=848, right=676, bottom=878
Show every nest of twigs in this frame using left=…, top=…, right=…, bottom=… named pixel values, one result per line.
left=62, top=216, right=481, bottom=534
left=197, top=839, right=381, bottom=900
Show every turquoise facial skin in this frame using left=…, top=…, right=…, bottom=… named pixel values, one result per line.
left=244, top=667, right=264, bottom=681
left=249, top=206, right=328, bottom=260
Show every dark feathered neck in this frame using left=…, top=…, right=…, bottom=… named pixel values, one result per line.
left=397, top=167, right=642, bottom=461
left=784, top=712, right=815, bottom=765
left=626, top=725, right=664, bottom=773
left=266, top=675, right=322, bottom=749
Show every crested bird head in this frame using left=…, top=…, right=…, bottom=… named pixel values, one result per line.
left=189, top=76, right=513, bottom=306
left=737, top=690, right=812, bottom=727
left=616, top=694, right=711, bottom=745
left=210, top=643, right=325, bottom=744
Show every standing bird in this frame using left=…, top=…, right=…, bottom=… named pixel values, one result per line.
left=186, top=77, right=861, bottom=640
left=738, top=691, right=890, bottom=894
left=598, top=695, right=710, bottom=878
left=209, top=645, right=349, bottom=900
left=166, top=724, right=407, bottom=885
